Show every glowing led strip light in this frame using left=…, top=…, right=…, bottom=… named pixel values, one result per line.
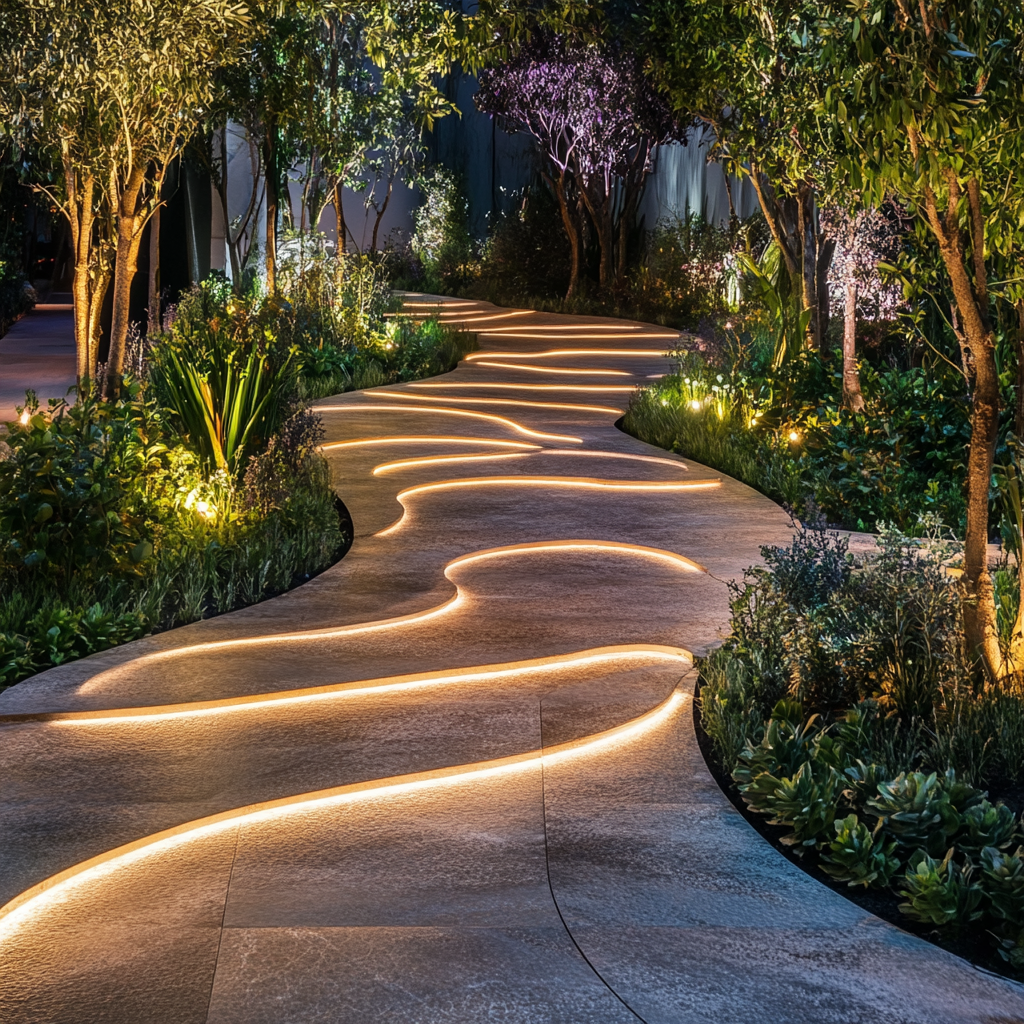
left=322, top=437, right=540, bottom=452
left=472, top=361, right=631, bottom=376
left=0, top=688, right=689, bottom=942
left=371, top=448, right=691, bottom=476
left=382, top=392, right=624, bottom=415
left=406, top=383, right=636, bottom=393
left=2, top=646, right=690, bottom=726
left=466, top=348, right=669, bottom=362
left=476, top=332, right=677, bottom=341
left=373, top=452, right=531, bottom=474
left=76, top=540, right=706, bottom=689
left=316, top=404, right=583, bottom=444
left=377, top=479, right=721, bottom=536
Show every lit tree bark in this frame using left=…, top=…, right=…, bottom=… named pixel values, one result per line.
left=920, top=169, right=1006, bottom=677
left=147, top=202, right=161, bottom=335
left=842, top=280, right=864, bottom=412
left=263, top=130, right=278, bottom=293
left=546, top=169, right=582, bottom=299
left=105, top=164, right=148, bottom=396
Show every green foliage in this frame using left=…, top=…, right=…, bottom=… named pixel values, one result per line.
left=624, top=328, right=970, bottom=533
left=701, top=517, right=1024, bottom=964
left=410, top=167, right=474, bottom=294
left=899, top=851, right=984, bottom=929
left=0, top=388, right=170, bottom=582
left=152, top=339, right=293, bottom=475
left=868, top=770, right=984, bottom=859
left=821, top=814, right=900, bottom=888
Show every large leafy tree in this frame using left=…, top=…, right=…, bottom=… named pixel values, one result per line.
left=0, top=0, right=250, bottom=392
left=476, top=34, right=678, bottom=297
left=812, top=0, right=1024, bottom=678
left=642, top=0, right=836, bottom=349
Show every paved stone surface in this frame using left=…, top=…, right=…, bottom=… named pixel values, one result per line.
left=0, top=304, right=76, bottom=423
left=1, top=295, right=1022, bottom=1023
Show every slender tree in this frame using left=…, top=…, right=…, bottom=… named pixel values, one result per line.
left=643, top=0, right=836, bottom=349
left=814, top=0, right=1024, bottom=677
left=476, top=35, right=679, bottom=297
left=0, top=0, right=249, bottom=392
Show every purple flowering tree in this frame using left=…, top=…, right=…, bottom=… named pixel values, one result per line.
left=476, top=36, right=680, bottom=298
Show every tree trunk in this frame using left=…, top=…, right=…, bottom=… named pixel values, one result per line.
left=842, top=281, right=865, bottom=412
left=1016, top=299, right=1024, bottom=439
left=334, top=182, right=347, bottom=255
left=147, top=204, right=161, bottom=336
left=798, top=185, right=820, bottom=350
left=106, top=168, right=148, bottom=397
left=579, top=179, right=614, bottom=291
left=372, top=175, right=394, bottom=252
left=549, top=171, right=581, bottom=300
left=817, top=235, right=836, bottom=350
left=264, top=131, right=278, bottom=294
left=921, top=173, right=1004, bottom=678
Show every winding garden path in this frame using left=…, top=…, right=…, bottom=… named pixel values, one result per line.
left=1, top=296, right=1022, bottom=1023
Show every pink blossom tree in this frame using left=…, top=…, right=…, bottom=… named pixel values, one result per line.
left=475, top=36, right=681, bottom=298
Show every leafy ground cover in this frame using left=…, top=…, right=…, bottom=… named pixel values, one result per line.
left=0, top=251, right=474, bottom=690
left=622, top=316, right=974, bottom=534
left=697, top=518, right=1024, bottom=974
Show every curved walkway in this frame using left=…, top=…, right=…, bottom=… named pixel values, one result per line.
left=1, top=296, right=1022, bottom=1023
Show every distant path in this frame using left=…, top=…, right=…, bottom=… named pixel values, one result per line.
left=0, top=295, right=1021, bottom=1023
left=0, top=304, right=75, bottom=423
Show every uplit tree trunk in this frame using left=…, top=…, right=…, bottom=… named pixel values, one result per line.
left=547, top=170, right=582, bottom=300
left=333, top=182, right=347, bottom=254
left=263, top=130, right=278, bottom=294
left=105, top=165, right=148, bottom=396
left=147, top=203, right=161, bottom=335
left=579, top=177, right=615, bottom=292
left=60, top=162, right=111, bottom=388
left=920, top=168, right=1007, bottom=678
left=842, top=280, right=865, bottom=411
left=750, top=169, right=834, bottom=351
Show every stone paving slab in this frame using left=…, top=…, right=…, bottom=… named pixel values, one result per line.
left=0, top=295, right=1021, bottom=1023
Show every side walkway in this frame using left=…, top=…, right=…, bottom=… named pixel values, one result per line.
left=0, top=297, right=1021, bottom=1023
left=0, top=304, right=75, bottom=423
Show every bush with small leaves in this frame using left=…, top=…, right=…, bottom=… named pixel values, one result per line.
left=821, top=814, right=901, bottom=888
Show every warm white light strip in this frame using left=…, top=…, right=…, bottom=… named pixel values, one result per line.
left=375, top=479, right=720, bottom=536
left=373, top=452, right=530, bottom=475
left=406, top=383, right=636, bottom=393
left=0, top=688, right=689, bottom=942
left=472, top=361, right=631, bottom=376
left=8, top=646, right=689, bottom=726
left=322, top=437, right=540, bottom=451
left=316, top=404, right=583, bottom=444
left=382, top=392, right=623, bottom=415
left=466, top=348, right=669, bottom=361
left=76, top=540, right=707, bottom=689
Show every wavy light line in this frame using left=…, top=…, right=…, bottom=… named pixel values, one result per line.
left=76, top=541, right=706, bottom=689
left=405, top=383, right=636, bottom=393
left=322, top=437, right=540, bottom=452
left=3, top=646, right=690, bottom=726
left=376, top=479, right=720, bottom=536
left=472, top=361, right=631, bottom=377
left=382, top=392, right=624, bottom=415
left=316, top=404, right=583, bottom=443
left=373, top=452, right=531, bottom=475
left=0, top=689, right=690, bottom=942
left=466, top=348, right=669, bottom=361
left=371, top=448, right=692, bottom=476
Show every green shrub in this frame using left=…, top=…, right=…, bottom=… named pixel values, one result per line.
left=899, top=851, right=984, bottom=929
left=821, top=814, right=900, bottom=888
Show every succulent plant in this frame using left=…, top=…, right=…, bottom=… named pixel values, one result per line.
left=956, top=801, right=1020, bottom=857
left=821, top=813, right=901, bottom=888
left=899, top=850, right=983, bottom=928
